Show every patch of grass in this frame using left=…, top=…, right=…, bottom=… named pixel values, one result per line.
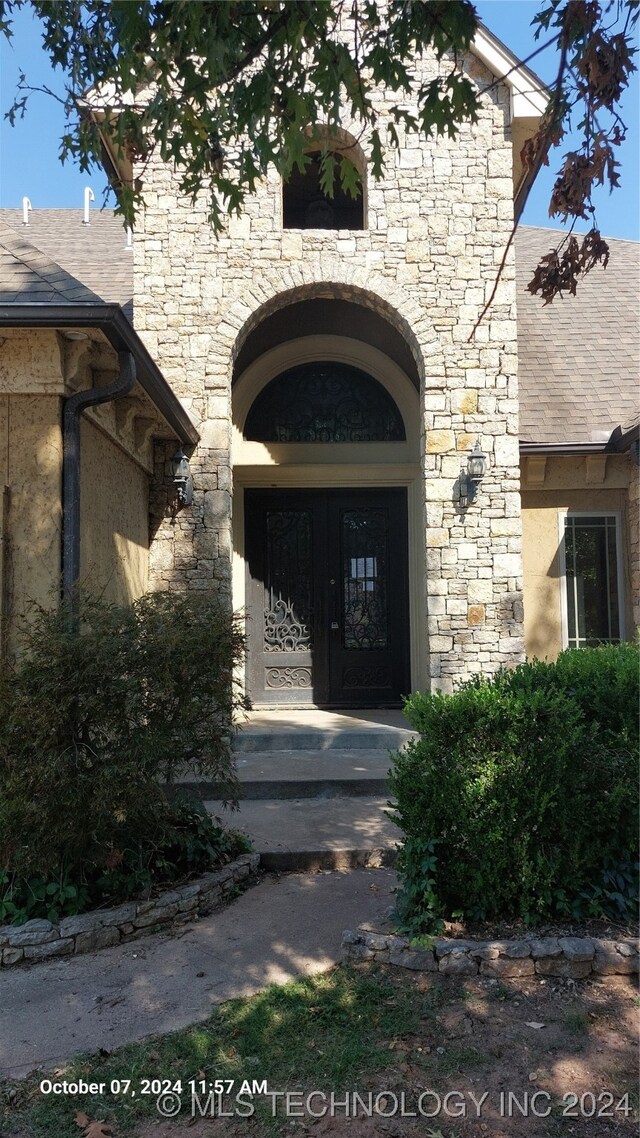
left=488, top=980, right=511, bottom=1001
left=428, top=1044, right=484, bottom=1076
left=563, top=1008, right=590, bottom=1034
left=0, top=964, right=422, bottom=1138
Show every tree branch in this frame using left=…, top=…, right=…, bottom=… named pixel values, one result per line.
left=469, top=17, right=572, bottom=338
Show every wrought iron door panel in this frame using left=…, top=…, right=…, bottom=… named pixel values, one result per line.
left=245, top=489, right=408, bottom=706
left=263, top=511, right=313, bottom=653
left=341, top=508, right=389, bottom=650
left=245, top=491, right=329, bottom=705
left=328, top=492, right=408, bottom=705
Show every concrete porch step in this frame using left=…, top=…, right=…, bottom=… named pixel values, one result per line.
left=205, top=795, right=401, bottom=872
left=178, top=748, right=394, bottom=800
left=195, top=711, right=414, bottom=871
left=232, top=727, right=414, bottom=753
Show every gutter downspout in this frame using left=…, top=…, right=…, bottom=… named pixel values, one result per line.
left=62, top=350, right=136, bottom=604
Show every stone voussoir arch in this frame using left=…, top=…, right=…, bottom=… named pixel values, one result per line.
left=218, top=263, right=445, bottom=391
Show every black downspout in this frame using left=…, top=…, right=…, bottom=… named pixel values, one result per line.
left=62, top=350, right=136, bottom=604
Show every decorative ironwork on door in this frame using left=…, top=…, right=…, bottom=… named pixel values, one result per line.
left=263, top=510, right=313, bottom=652
left=245, top=489, right=409, bottom=706
left=341, top=508, right=389, bottom=650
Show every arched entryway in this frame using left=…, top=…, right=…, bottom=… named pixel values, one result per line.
left=232, top=290, right=425, bottom=708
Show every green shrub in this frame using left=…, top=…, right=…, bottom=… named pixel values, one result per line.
left=389, top=644, right=639, bottom=932
left=0, top=592, right=249, bottom=897
left=0, top=800, right=250, bottom=925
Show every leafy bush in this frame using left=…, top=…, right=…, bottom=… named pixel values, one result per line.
left=0, top=868, right=89, bottom=926
left=389, top=644, right=639, bottom=932
left=92, top=799, right=250, bottom=903
left=0, top=591, right=250, bottom=911
left=0, top=800, right=250, bottom=925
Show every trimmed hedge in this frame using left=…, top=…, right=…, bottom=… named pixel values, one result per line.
left=389, top=645, right=639, bottom=933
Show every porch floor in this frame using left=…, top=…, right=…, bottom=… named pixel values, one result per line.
left=240, top=707, right=413, bottom=731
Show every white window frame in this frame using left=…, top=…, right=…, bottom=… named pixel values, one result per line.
left=558, top=509, right=625, bottom=650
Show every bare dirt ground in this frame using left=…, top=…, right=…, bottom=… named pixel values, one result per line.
left=129, top=968, right=638, bottom=1138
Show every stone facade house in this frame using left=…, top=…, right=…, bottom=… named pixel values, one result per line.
left=0, top=22, right=637, bottom=702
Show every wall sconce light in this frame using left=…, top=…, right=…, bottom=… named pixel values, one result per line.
left=459, top=439, right=487, bottom=506
left=171, top=447, right=193, bottom=508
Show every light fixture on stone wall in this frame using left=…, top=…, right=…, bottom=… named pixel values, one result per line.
left=459, top=439, right=487, bottom=506
left=172, top=447, right=193, bottom=508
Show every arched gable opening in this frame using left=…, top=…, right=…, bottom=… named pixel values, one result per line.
left=282, top=126, right=367, bottom=231
left=283, top=150, right=365, bottom=230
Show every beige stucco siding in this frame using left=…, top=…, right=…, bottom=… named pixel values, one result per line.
left=521, top=455, right=633, bottom=660
left=80, top=418, right=149, bottom=604
left=0, top=329, right=65, bottom=395
left=0, top=394, right=63, bottom=652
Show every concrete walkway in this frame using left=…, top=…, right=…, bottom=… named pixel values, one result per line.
left=0, top=867, right=396, bottom=1079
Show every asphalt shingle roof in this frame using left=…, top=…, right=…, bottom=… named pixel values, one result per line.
left=0, top=208, right=133, bottom=316
left=0, top=221, right=105, bottom=305
left=516, top=226, right=640, bottom=444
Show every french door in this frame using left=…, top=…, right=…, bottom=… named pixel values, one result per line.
left=245, top=488, right=409, bottom=706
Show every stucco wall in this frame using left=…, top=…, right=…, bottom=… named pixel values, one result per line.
left=0, top=367, right=151, bottom=656
left=0, top=329, right=66, bottom=395
left=134, top=43, right=526, bottom=692
left=521, top=455, right=633, bottom=660
left=80, top=418, right=149, bottom=604
left=0, top=393, right=63, bottom=654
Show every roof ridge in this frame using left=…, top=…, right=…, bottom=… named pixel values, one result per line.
left=518, top=223, right=640, bottom=247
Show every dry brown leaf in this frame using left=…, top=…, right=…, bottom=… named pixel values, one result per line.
left=74, top=1112, right=113, bottom=1138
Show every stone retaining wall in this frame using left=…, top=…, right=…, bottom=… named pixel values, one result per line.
left=342, top=928, right=639, bottom=979
left=0, top=853, right=260, bottom=968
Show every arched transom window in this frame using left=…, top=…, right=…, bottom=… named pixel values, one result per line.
left=244, top=361, right=406, bottom=443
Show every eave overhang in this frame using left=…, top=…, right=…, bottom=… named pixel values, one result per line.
left=472, top=25, right=550, bottom=220
left=0, top=302, right=199, bottom=448
left=473, top=25, right=550, bottom=121
left=520, top=426, right=639, bottom=457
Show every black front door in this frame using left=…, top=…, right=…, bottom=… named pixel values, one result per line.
left=245, top=488, right=409, bottom=706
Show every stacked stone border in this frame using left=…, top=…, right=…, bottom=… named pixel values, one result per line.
left=342, top=928, right=639, bottom=979
left=0, top=853, right=260, bottom=968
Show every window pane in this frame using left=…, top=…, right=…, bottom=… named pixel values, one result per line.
left=564, top=516, right=620, bottom=648
left=606, top=518, right=620, bottom=640
left=282, top=151, right=365, bottom=231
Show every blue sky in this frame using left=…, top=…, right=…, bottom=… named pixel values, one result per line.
left=0, top=1, right=638, bottom=239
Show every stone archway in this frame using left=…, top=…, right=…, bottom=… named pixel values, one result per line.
left=229, top=286, right=429, bottom=705
left=203, top=264, right=445, bottom=398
